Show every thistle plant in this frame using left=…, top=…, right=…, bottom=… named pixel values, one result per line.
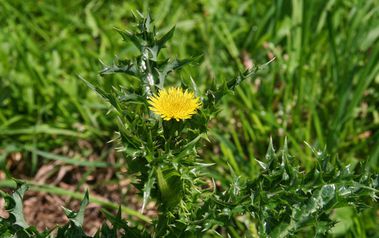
left=81, top=13, right=265, bottom=235
left=0, top=13, right=378, bottom=238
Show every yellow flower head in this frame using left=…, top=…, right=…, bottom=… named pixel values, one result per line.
left=149, top=87, right=201, bottom=121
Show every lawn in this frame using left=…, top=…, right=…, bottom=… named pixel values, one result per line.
left=0, top=0, right=378, bottom=237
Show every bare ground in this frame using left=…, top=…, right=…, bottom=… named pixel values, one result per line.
left=0, top=141, right=156, bottom=236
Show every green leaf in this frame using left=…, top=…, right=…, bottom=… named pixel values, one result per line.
left=156, top=26, right=175, bottom=53
left=157, top=58, right=192, bottom=88
left=8, top=184, right=29, bottom=229
left=62, top=190, right=89, bottom=227
left=156, top=168, right=183, bottom=209
left=93, top=223, right=117, bottom=238
left=141, top=168, right=155, bottom=213
left=115, top=28, right=142, bottom=50
left=174, top=133, right=206, bottom=160
left=56, top=225, right=87, bottom=238
left=99, top=59, right=138, bottom=76
left=101, top=208, right=151, bottom=238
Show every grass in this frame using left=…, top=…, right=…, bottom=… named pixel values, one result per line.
left=0, top=0, right=378, bottom=237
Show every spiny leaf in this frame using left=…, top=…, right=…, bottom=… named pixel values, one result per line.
left=99, top=60, right=138, bottom=76
left=157, top=58, right=192, bottom=88
left=115, top=28, right=142, bottom=50
left=62, top=190, right=89, bottom=227
left=8, top=184, right=29, bottom=229
left=141, top=168, right=156, bottom=213
left=101, top=207, right=151, bottom=238
left=156, top=26, right=175, bottom=53
left=156, top=168, right=183, bottom=209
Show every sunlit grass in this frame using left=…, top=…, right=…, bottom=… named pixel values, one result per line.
left=0, top=0, right=378, bottom=237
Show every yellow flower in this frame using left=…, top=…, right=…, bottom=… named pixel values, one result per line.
left=149, top=87, right=201, bottom=121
